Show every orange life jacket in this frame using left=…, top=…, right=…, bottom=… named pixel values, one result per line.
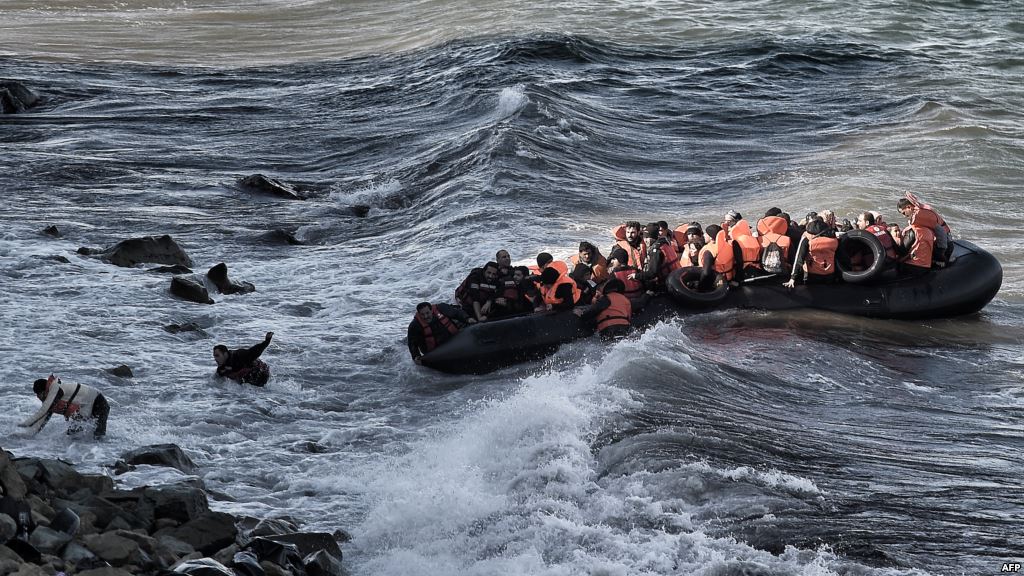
left=569, top=253, right=609, bottom=283
left=655, top=241, right=682, bottom=281
left=805, top=235, right=839, bottom=276
left=903, top=224, right=935, bottom=268
left=864, top=224, right=898, bottom=260
left=697, top=230, right=735, bottom=280
left=528, top=260, right=569, bottom=277
left=905, top=193, right=951, bottom=236
left=596, top=292, right=632, bottom=332
left=730, top=219, right=762, bottom=268
left=611, top=267, right=646, bottom=299
left=541, top=274, right=581, bottom=307
left=415, top=306, right=459, bottom=352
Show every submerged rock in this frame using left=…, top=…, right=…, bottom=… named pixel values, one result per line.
left=238, top=174, right=304, bottom=200
left=119, top=444, right=198, bottom=475
left=149, top=264, right=194, bottom=275
left=170, top=276, right=214, bottom=305
left=0, top=81, right=40, bottom=113
left=102, top=235, right=193, bottom=268
left=105, top=365, right=133, bottom=379
left=42, top=225, right=61, bottom=237
left=206, top=263, right=255, bottom=295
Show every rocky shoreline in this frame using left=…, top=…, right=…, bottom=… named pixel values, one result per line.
left=0, top=445, right=347, bottom=576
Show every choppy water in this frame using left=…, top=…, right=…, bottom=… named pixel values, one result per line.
left=2, top=2, right=1023, bottom=575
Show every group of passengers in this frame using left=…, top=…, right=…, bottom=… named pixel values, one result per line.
left=408, top=194, right=951, bottom=363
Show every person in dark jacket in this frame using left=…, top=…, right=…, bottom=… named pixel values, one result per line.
left=632, top=222, right=679, bottom=289
left=213, top=332, right=274, bottom=386
left=570, top=263, right=598, bottom=306
left=408, top=302, right=474, bottom=364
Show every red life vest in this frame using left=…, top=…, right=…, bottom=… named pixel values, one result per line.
left=569, top=253, right=609, bottom=282
left=415, top=305, right=459, bottom=352
left=541, top=275, right=581, bottom=307
left=903, top=224, right=935, bottom=268
left=615, top=239, right=647, bottom=268
left=697, top=230, right=735, bottom=280
left=45, top=380, right=81, bottom=417
left=656, top=242, right=682, bottom=281
left=864, top=224, right=898, bottom=260
left=730, top=220, right=761, bottom=268
left=611, top=267, right=646, bottom=299
left=596, top=292, right=632, bottom=332
left=805, top=235, right=839, bottom=276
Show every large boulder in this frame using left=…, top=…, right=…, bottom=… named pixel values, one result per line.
left=170, top=275, right=214, bottom=304
left=161, top=511, right=238, bottom=555
left=0, top=450, right=28, bottom=499
left=144, top=484, right=209, bottom=524
left=0, top=81, right=40, bottom=113
left=206, top=263, right=255, bottom=295
left=102, top=235, right=193, bottom=268
left=120, top=444, right=198, bottom=475
left=82, top=531, right=148, bottom=567
left=238, top=174, right=304, bottom=200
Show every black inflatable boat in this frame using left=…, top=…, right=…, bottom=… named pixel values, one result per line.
left=420, top=240, right=1001, bottom=374
left=666, top=239, right=1002, bottom=319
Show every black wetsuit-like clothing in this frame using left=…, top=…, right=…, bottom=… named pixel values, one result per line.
left=218, top=339, right=272, bottom=386
left=407, top=303, right=471, bottom=361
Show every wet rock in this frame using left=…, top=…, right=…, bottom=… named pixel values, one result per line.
left=305, top=548, right=348, bottom=576
left=0, top=513, right=16, bottom=542
left=8, top=562, right=48, bottom=575
left=172, top=557, right=234, bottom=575
left=61, top=540, right=97, bottom=565
left=155, top=533, right=195, bottom=558
left=45, top=255, right=71, bottom=264
left=1, top=450, right=29, bottom=498
left=262, top=228, right=306, bottom=245
left=149, top=264, right=194, bottom=274
left=265, top=532, right=342, bottom=561
left=28, top=525, right=72, bottom=555
left=162, top=511, right=237, bottom=555
left=170, top=275, right=214, bottom=304
left=121, top=444, right=198, bottom=475
left=105, top=365, right=133, bottom=378
left=49, top=507, right=80, bottom=535
left=164, top=322, right=208, bottom=335
left=101, top=234, right=193, bottom=268
left=0, top=81, right=40, bottom=113
left=42, top=225, right=61, bottom=237
left=206, top=263, right=255, bottom=295
left=247, top=517, right=298, bottom=538
left=239, top=174, right=304, bottom=200
left=146, top=484, right=209, bottom=524
left=77, top=246, right=97, bottom=256
left=82, top=531, right=146, bottom=566
left=350, top=204, right=370, bottom=218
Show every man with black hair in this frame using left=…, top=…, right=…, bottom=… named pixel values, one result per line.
left=19, top=375, right=109, bottom=437
left=213, top=332, right=274, bottom=386
left=632, top=222, right=681, bottom=289
left=408, top=302, right=473, bottom=364
left=608, top=221, right=646, bottom=269
left=574, top=278, right=632, bottom=340
left=536, top=267, right=579, bottom=311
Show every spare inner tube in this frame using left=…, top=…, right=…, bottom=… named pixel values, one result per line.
left=666, top=266, right=729, bottom=306
left=837, top=230, right=888, bottom=284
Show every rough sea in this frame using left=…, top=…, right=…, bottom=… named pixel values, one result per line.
left=2, top=1, right=1022, bottom=575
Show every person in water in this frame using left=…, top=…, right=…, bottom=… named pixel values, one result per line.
left=19, top=375, right=109, bottom=438
left=214, top=332, right=274, bottom=386
left=408, top=301, right=475, bottom=364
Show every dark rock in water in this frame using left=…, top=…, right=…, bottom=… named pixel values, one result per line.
left=350, top=204, right=370, bottom=218
left=145, top=484, right=209, bottom=524
left=239, top=174, right=304, bottom=200
left=77, top=247, right=97, bottom=256
left=172, top=557, right=235, bottom=576
left=110, top=461, right=135, bottom=476
left=0, top=81, right=40, bottom=113
left=45, top=255, right=71, bottom=264
left=304, top=548, right=347, bottom=576
left=262, top=229, right=306, bottom=245
left=244, top=537, right=304, bottom=572
left=149, top=264, right=193, bottom=274
left=170, top=276, right=214, bottom=305
left=1, top=449, right=30, bottom=499
left=265, top=532, right=342, bottom=561
left=164, top=322, right=209, bottom=337
left=206, top=263, right=255, bottom=295
left=105, top=365, right=133, bottom=378
left=331, top=529, right=352, bottom=543
left=247, top=518, right=298, bottom=538
left=120, top=444, right=198, bottom=475
left=42, top=225, right=61, bottom=237
left=162, top=511, right=237, bottom=555
left=102, top=235, right=193, bottom=268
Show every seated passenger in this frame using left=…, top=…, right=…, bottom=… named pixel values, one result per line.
left=658, top=220, right=683, bottom=252
left=697, top=224, right=735, bottom=291
left=531, top=251, right=569, bottom=278
left=892, top=207, right=936, bottom=277
left=492, top=266, right=535, bottom=318
left=574, top=278, right=632, bottom=341
left=631, top=222, right=681, bottom=289
left=570, top=241, right=609, bottom=282
left=680, top=222, right=705, bottom=266
left=856, top=211, right=899, bottom=264
left=535, top=267, right=580, bottom=312
left=756, top=212, right=792, bottom=274
left=495, top=249, right=514, bottom=279
left=570, top=263, right=599, bottom=305
left=898, top=196, right=951, bottom=264
left=459, top=261, right=501, bottom=322
left=728, top=219, right=762, bottom=282
left=408, top=302, right=474, bottom=364
left=722, top=210, right=742, bottom=238
left=784, top=219, right=838, bottom=288
left=607, top=221, right=647, bottom=269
